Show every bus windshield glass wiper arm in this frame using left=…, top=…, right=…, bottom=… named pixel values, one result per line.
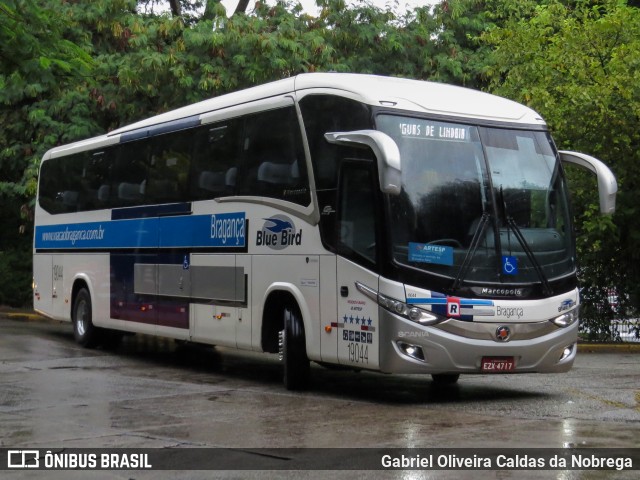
left=451, top=212, right=490, bottom=292
left=499, top=188, right=552, bottom=296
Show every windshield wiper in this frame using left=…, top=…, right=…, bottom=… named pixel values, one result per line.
left=499, top=187, right=552, bottom=296
left=451, top=212, right=490, bottom=292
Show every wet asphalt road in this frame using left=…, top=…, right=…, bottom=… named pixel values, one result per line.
left=0, top=313, right=638, bottom=479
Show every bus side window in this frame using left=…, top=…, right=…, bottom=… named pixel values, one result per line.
left=238, top=107, right=310, bottom=206
left=112, top=140, right=149, bottom=207
left=38, top=153, right=85, bottom=214
left=337, top=161, right=378, bottom=268
left=299, top=95, right=373, bottom=251
left=38, top=150, right=114, bottom=214
left=146, top=129, right=193, bottom=204
left=84, top=151, right=112, bottom=210
left=191, top=120, right=242, bottom=200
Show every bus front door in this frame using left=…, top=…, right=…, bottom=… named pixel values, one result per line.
left=335, top=160, right=381, bottom=370
left=336, top=257, right=379, bottom=369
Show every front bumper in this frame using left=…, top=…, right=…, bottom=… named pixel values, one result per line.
left=378, top=309, right=578, bottom=375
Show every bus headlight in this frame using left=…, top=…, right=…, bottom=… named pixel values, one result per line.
left=356, top=281, right=443, bottom=326
left=551, top=308, right=579, bottom=328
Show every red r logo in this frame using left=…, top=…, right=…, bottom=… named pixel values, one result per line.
left=447, top=298, right=461, bottom=317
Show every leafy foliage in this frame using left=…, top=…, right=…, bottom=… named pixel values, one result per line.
left=0, top=0, right=94, bottom=199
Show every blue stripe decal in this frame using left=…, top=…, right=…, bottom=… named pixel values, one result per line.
left=408, top=298, right=447, bottom=305
left=35, top=212, right=246, bottom=249
left=461, top=299, right=494, bottom=306
left=111, top=202, right=191, bottom=220
left=407, top=298, right=494, bottom=306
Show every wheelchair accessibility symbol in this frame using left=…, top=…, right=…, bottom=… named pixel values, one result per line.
left=502, top=256, right=518, bottom=275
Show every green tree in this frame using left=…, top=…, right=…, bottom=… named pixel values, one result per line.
left=484, top=0, right=640, bottom=339
left=0, top=0, right=94, bottom=198
left=0, top=0, right=94, bottom=307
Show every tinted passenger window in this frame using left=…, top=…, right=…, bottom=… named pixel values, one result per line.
left=146, top=129, right=193, bottom=204
left=237, top=107, right=310, bottom=206
left=191, top=120, right=242, bottom=200
left=38, top=107, right=313, bottom=214
left=299, top=95, right=372, bottom=191
left=299, top=95, right=372, bottom=251
left=84, top=151, right=112, bottom=210
left=38, top=153, right=88, bottom=214
left=111, top=140, right=150, bottom=207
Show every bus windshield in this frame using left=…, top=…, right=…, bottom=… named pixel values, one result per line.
left=376, top=114, right=575, bottom=288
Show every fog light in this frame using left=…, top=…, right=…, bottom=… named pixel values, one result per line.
left=559, top=343, right=575, bottom=361
left=397, top=341, right=425, bottom=361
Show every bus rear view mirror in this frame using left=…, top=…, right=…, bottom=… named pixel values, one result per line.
left=559, top=151, right=617, bottom=215
left=325, top=130, right=402, bottom=195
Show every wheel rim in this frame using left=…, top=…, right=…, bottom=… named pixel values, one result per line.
left=76, top=299, right=87, bottom=336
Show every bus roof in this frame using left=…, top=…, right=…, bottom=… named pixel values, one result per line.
left=109, top=73, right=545, bottom=137
left=295, top=73, right=544, bottom=125
left=47, top=73, right=545, bottom=159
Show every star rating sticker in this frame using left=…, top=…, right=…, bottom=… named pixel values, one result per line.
left=355, top=316, right=360, bottom=325
left=367, top=318, right=372, bottom=326
left=349, top=315, right=354, bottom=324
left=343, top=314, right=348, bottom=323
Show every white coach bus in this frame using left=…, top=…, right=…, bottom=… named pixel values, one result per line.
left=33, top=73, right=617, bottom=389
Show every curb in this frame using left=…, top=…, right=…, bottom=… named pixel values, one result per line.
left=577, top=343, right=640, bottom=353
left=5, top=312, right=46, bottom=322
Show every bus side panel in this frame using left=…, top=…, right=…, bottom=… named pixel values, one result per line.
left=33, top=254, right=53, bottom=318
left=319, top=255, right=338, bottom=364
left=51, top=254, right=67, bottom=320
left=251, top=255, right=320, bottom=361
left=236, top=254, right=252, bottom=350
left=35, top=253, right=111, bottom=325
left=336, top=258, right=380, bottom=370
left=190, top=254, right=239, bottom=348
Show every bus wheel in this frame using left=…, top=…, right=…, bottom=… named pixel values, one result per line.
left=431, top=373, right=460, bottom=386
left=279, top=304, right=310, bottom=391
left=72, top=288, right=101, bottom=348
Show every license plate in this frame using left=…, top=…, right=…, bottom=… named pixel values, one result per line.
left=481, top=357, right=515, bottom=372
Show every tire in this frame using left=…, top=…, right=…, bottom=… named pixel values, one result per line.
left=72, top=288, right=101, bottom=348
left=431, top=373, right=460, bottom=386
left=280, top=304, right=310, bottom=391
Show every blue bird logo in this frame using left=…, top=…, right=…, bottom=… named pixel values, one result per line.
left=263, top=217, right=294, bottom=233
